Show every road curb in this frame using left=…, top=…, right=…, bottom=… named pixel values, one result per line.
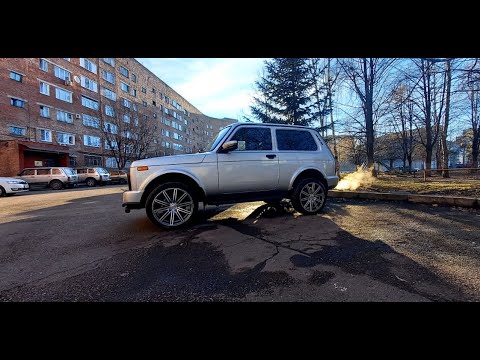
left=329, top=190, right=479, bottom=209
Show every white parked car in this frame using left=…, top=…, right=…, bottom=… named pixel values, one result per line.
left=0, top=177, right=29, bottom=197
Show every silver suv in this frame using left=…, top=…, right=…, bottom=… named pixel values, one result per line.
left=76, top=167, right=111, bottom=187
left=122, top=123, right=339, bottom=229
left=17, top=167, right=78, bottom=190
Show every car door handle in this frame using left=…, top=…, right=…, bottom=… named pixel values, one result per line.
left=266, top=154, right=276, bottom=159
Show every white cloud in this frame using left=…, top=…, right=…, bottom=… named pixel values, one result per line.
left=137, top=58, right=267, bottom=120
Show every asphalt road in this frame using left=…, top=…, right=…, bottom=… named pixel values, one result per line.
left=1, top=186, right=479, bottom=302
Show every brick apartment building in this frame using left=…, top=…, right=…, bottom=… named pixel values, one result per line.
left=0, top=58, right=236, bottom=177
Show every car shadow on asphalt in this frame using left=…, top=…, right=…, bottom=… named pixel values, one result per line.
left=0, top=194, right=475, bottom=302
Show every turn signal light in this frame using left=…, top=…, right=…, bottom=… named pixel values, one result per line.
left=137, top=166, right=149, bottom=171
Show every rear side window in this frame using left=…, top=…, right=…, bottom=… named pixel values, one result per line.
left=276, top=129, right=318, bottom=151
left=88, top=169, right=95, bottom=174
left=37, top=169, right=50, bottom=175
left=52, top=169, right=62, bottom=175
left=230, top=127, right=272, bottom=151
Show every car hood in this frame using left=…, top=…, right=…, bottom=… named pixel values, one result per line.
left=131, top=153, right=208, bottom=167
left=0, top=177, right=27, bottom=182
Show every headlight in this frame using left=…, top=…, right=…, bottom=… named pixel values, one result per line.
left=7, top=181, right=22, bottom=184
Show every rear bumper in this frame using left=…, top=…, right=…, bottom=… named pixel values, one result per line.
left=326, top=175, right=339, bottom=190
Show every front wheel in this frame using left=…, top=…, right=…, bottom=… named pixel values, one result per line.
left=145, top=182, right=198, bottom=229
left=0, top=186, right=5, bottom=197
left=291, top=178, right=327, bottom=215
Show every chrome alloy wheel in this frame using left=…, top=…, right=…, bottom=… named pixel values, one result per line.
left=151, top=187, right=194, bottom=227
left=299, top=182, right=325, bottom=212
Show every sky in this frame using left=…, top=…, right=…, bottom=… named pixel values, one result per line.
left=137, top=58, right=267, bottom=120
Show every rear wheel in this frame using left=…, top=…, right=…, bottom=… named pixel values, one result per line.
left=50, top=180, right=63, bottom=190
left=291, top=178, right=327, bottom=215
left=86, top=178, right=96, bottom=187
left=146, top=182, right=198, bottom=229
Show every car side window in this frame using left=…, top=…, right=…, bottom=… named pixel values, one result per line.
left=37, top=169, right=50, bottom=175
left=276, top=129, right=318, bottom=151
left=230, top=127, right=272, bottom=151
left=88, top=169, right=95, bottom=174
left=21, top=169, right=35, bottom=176
left=52, top=169, right=61, bottom=175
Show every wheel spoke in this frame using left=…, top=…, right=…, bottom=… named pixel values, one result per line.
left=175, top=209, right=184, bottom=222
left=172, top=188, right=178, bottom=202
left=159, top=209, right=170, bottom=222
left=154, top=198, right=169, bottom=207
left=162, top=190, right=172, bottom=202
left=169, top=211, right=175, bottom=226
left=177, top=206, right=191, bottom=215
left=177, top=201, right=193, bottom=208
left=177, top=192, right=188, bottom=204
left=154, top=206, right=170, bottom=214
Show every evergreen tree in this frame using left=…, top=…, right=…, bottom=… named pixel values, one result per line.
left=251, top=58, right=314, bottom=126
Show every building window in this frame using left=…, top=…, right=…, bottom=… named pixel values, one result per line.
left=131, top=74, right=136, bottom=83
left=105, top=105, right=115, bottom=117
left=104, top=122, right=118, bottom=134
left=132, top=103, right=138, bottom=111
left=152, top=88, right=156, bottom=93
left=142, top=115, right=147, bottom=121
left=10, top=71, right=22, bottom=82
left=57, top=132, right=75, bottom=145
left=119, top=66, right=129, bottom=77
left=9, top=126, right=26, bottom=136
left=57, top=110, right=74, bottom=124
left=134, top=118, right=139, bottom=126
left=152, top=100, right=156, bottom=107
left=123, top=114, right=130, bottom=123
left=81, top=96, right=99, bottom=110
left=153, top=113, right=157, bottom=118
left=10, top=98, right=25, bottom=108
left=39, top=81, right=50, bottom=95
left=165, top=96, right=169, bottom=104
left=132, top=89, right=137, bottom=97
left=55, top=88, right=73, bottom=103
left=80, top=58, right=97, bottom=74
left=39, top=59, right=48, bottom=72
left=102, top=58, right=115, bottom=67
left=102, top=87, right=116, bottom=101
left=40, top=129, right=52, bottom=142
left=64, top=58, right=71, bottom=61
left=84, top=135, right=101, bottom=147
left=106, top=157, right=118, bottom=168
left=165, top=142, right=171, bottom=148
left=81, top=75, right=98, bottom=92
left=54, top=66, right=71, bottom=81
left=123, top=98, right=131, bottom=108
left=141, top=87, right=146, bottom=93
left=164, top=107, right=169, bottom=115
left=39, top=105, right=50, bottom=118
left=102, top=70, right=115, bottom=84
left=105, top=140, right=118, bottom=151
left=120, top=81, right=130, bottom=93
left=82, top=114, right=99, bottom=128
left=165, top=130, right=170, bottom=137
left=84, top=155, right=102, bottom=166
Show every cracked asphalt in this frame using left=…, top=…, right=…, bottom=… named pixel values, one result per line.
left=0, top=186, right=479, bottom=302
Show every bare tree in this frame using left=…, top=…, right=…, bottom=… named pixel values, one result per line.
left=337, top=58, right=396, bottom=173
left=103, top=100, right=158, bottom=169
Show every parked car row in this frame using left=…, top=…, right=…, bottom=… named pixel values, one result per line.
left=0, top=167, right=128, bottom=197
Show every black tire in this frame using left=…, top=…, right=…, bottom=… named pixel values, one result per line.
left=50, top=180, right=63, bottom=190
left=291, top=178, right=327, bottom=215
left=0, top=185, right=5, bottom=197
left=86, top=178, right=96, bottom=187
left=145, top=181, right=198, bottom=229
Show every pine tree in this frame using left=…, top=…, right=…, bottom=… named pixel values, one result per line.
left=251, top=58, right=314, bottom=126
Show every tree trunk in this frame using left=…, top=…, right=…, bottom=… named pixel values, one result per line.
left=442, top=60, right=451, bottom=178
left=436, top=144, right=442, bottom=174
left=472, top=135, right=479, bottom=169
left=425, top=148, right=432, bottom=177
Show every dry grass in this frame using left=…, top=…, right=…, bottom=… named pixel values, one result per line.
left=356, top=173, right=480, bottom=197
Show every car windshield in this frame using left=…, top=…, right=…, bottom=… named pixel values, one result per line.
left=208, top=126, right=231, bottom=152
left=98, top=168, right=109, bottom=174
left=63, top=168, right=76, bottom=176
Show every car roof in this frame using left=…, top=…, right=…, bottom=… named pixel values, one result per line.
left=228, top=122, right=316, bottom=131
left=22, top=167, right=71, bottom=170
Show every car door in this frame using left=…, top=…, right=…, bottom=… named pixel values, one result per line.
left=217, top=126, right=279, bottom=194
left=35, top=168, right=51, bottom=186
left=18, top=169, right=36, bottom=184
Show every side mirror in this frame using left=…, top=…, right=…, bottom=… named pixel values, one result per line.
left=220, top=140, right=238, bottom=153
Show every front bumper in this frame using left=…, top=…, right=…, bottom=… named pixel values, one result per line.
left=8, top=183, right=29, bottom=193
left=122, top=190, right=144, bottom=207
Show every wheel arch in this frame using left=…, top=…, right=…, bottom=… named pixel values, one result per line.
left=140, top=171, right=206, bottom=207
left=289, top=168, right=328, bottom=194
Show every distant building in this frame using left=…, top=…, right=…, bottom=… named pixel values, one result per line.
left=0, top=58, right=236, bottom=176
